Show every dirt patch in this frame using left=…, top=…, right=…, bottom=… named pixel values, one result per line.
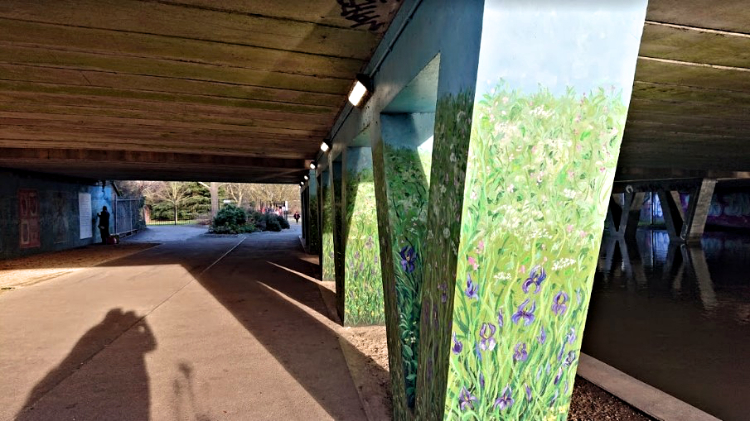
left=570, top=376, right=654, bottom=420
left=0, top=243, right=157, bottom=289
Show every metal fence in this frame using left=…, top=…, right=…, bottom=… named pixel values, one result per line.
left=114, top=197, right=142, bottom=236
left=146, top=219, right=198, bottom=226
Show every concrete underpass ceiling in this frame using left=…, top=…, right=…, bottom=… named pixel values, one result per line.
left=619, top=0, right=750, bottom=178
left=0, top=0, right=402, bottom=183
left=0, top=0, right=747, bottom=183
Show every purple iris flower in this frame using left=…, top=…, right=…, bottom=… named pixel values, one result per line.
left=493, top=386, right=514, bottom=411
left=567, top=328, right=576, bottom=344
left=525, top=384, right=532, bottom=401
left=522, top=265, right=546, bottom=293
left=399, top=246, right=416, bottom=273
left=538, top=326, right=547, bottom=344
left=459, top=387, right=477, bottom=411
left=465, top=274, right=479, bottom=299
left=497, top=309, right=504, bottom=327
left=479, top=373, right=485, bottom=390
left=549, top=389, right=559, bottom=407
left=479, top=323, right=497, bottom=351
left=552, top=291, right=569, bottom=316
left=554, top=367, right=564, bottom=385
left=511, top=299, right=536, bottom=326
left=452, top=332, right=463, bottom=354
left=564, top=350, right=577, bottom=367
left=513, top=342, right=528, bottom=361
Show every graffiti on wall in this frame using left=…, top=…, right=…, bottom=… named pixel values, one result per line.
left=19, top=189, right=40, bottom=249
left=443, top=1, right=647, bottom=419
left=336, top=0, right=399, bottom=32
left=53, top=191, right=70, bottom=244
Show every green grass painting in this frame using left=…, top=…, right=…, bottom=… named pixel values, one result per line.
left=444, top=83, right=627, bottom=420
left=321, top=179, right=335, bottom=282
left=343, top=167, right=385, bottom=325
left=383, top=143, right=432, bottom=407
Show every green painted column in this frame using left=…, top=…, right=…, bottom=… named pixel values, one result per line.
left=307, top=169, right=320, bottom=254
left=332, top=160, right=346, bottom=320
left=438, top=2, right=649, bottom=420
left=373, top=113, right=434, bottom=416
left=339, top=147, right=384, bottom=326
left=321, top=168, right=335, bottom=282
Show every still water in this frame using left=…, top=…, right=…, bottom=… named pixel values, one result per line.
left=582, top=230, right=750, bottom=421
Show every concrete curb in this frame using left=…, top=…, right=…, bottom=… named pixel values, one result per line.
left=577, top=353, right=721, bottom=421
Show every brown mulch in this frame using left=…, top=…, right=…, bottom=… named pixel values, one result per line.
left=0, top=243, right=156, bottom=290
left=343, top=324, right=653, bottom=421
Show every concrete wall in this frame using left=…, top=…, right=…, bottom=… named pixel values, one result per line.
left=0, top=170, right=114, bottom=260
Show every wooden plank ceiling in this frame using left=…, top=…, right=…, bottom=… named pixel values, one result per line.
left=0, top=0, right=402, bottom=183
left=618, top=0, right=750, bottom=179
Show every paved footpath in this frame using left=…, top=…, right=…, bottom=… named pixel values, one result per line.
left=0, top=226, right=366, bottom=421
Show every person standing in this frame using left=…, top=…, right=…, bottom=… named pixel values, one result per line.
left=293, top=211, right=300, bottom=224
left=97, top=206, right=110, bottom=244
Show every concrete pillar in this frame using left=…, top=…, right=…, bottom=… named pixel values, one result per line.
left=607, top=192, right=645, bottom=239
left=307, top=170, right=320, bottom=254
left=372, top=111, right=435, bottom=414
left=321, top=168, right=335, bottom=282
left=335, top=147, right=385, bottom=326
left=435, top=2, right=648, bottom=420
left=331, top=159, right=346, bottom=320
left=657, top=178, right=716, bottom=244
left=682, top=179, right=716, bottom=244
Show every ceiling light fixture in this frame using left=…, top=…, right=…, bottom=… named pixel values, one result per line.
left=310, top=161, right=317, bottom=170
left=304, top=175, right=309, bottom=180
left=347, top=74, right=372, bottom=107
left=300, top=181, right=304, bottom=186
left=320, top=140, right=331, bottom=153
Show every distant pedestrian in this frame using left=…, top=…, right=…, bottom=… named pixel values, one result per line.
left=294, top=211, right=300, bottom=224
left=97, top=206, right=110, bottom=244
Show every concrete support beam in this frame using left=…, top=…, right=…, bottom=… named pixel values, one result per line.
left=336, top=147, right=384, bottom=326
left=657, top=178, right=716, bottom=244
left=331, top=160, right=345, bottom=321
left=306, top=170, right=320, bottom=254
left=607, top=192, right=645, bottom=239
left=682, top=179, right=717, bottom=244
left=440, top=2, right=648, bottom=420
left=321, top=168, right=334, bottom=282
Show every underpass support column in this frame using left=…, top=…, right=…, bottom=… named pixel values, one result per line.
left=307, top=170, right=320, bottom=254
left=682, top=179, right=716, bottom=245
left=339, top=147, right=384, bottom=326
left=606, top=192, right=645, bottom=239
left=321, top=168, right=335, bottom=282
left=436, top=2, right=648, bottom=420
left=657, top=189, right=685, bottom=241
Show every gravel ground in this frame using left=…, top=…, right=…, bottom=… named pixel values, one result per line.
left=341, top=322, right=653, bottom=421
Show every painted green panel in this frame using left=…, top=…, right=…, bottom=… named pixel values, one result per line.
left=308, top=170, right=320, bottom=254
left=343, top=150, right=384, bottom=325
left=443, top=1, right=648, bottom=420
left=321, top=171, right=335, bottom=282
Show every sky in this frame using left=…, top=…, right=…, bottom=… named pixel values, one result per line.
left=475, top=0, right=649, bottom=102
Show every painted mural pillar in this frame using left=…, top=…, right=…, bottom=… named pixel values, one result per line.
left=372, top=112, right=434, bottom=415
left=307, top=169, right=320, bottom=254
left=437, top=2, right=648, bottom=420
left=331, top=160, right=346, bottom=320
left=321, top=168, right=335, bottom=282
left=338, top=147, right=385, bottom=326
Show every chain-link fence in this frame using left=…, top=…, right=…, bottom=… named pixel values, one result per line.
left=114, top=197, right=143, bottom=236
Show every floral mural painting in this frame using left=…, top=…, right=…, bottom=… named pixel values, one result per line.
left=445, top=84, right=628, bottom=420
left=343, top=149, right=385, bottom=325
left=439, top=1, right=647, bottom=418
left=308, top=173, right=320, bottom=254
left=321, top=171, right=335, bottom=282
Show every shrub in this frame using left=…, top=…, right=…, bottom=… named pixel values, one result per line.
left=265, top=217, right=282, bottom=232
left=276, top=215, right=290, bottom=229
left=211, top=205, right=247, bottom=233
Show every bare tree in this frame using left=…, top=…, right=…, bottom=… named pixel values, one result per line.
left=146, top=181, right=190, bottom=224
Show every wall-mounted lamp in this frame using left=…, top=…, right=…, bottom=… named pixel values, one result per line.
left=300, top=181, right=305, bottom=186
left=348, top=74, right=372, bottom=107
left=304, top=175, right=309, bottom=180
left=320, top=140, right=331, bottom=153
left=310, top=161, right=317, bottom=170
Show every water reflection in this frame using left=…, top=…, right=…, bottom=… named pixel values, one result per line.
left=584, top=230, right=750, bottom=421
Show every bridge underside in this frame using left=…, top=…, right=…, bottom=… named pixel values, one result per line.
left=0, top=0, right=747, bottom=183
